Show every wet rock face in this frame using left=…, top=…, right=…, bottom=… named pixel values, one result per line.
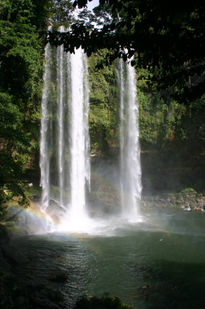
left=74, top=296, right=133, bottom=309
left=142, top=189, right=205, bottom=212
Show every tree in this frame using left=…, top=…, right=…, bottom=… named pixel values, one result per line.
left=0, top=0, right=50, bottom=209
left=49, top=0, right=205, bottom=103
left=49, top=0, right=74, bottom=26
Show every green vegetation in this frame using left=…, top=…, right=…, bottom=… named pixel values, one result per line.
left=63, top=0, right=205, bottom=104
left=1, top=4, right=205, bottom=309
left=0, top=0, right=50, bottom=210
left=89, top=50, right=118, bottom=156
left=1, top=0, right=205, bottom=213
left=137, top=67, right=205, bottom=192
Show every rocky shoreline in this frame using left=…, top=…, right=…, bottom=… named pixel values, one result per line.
left=1, top=188, right=205, bottom=309
left=142, top=188, right=205, bottom=212
left=1, top=188, right=205, bottom=239
left=90, top=187, right=205, bottom=214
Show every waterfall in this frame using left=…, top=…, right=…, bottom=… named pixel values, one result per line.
left=118, top=59, right=142, bottom=219
left=69, top=49, right=91, bottom=221
left=56, top=42, right=64, bottom=206
left=40, top=42, right=51, bottom=210
left=40, top=29, right=142, bottom=233
left=40, top=35, right=90, bottom=225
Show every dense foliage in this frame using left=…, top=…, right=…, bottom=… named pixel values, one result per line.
left=1, top=0, right=205, bottom=212
left=89, top=50, right=118, bottom=156
left=49, top=0, right=205, bottom=103
left=0, top=0, right=50, bottom=210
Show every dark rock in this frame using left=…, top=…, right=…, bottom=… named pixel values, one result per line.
left=74, top=296, right=133, bottom=309
left=142, top=191, right=205, bottom=212
left=49, top=271, right=67, bottom=282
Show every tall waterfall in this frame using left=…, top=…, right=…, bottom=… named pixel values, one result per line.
left=40, top=35, right=90, bottom=226
left=40, top=42, right=51, bottom=210
left=118, top=59, right=142, bottom=219
left=40, top=33, right=142, bottom=233
left=69, top=49, right=90, bottom=221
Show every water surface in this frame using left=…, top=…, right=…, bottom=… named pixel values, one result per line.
left=8, top=209, right=205, bottom=309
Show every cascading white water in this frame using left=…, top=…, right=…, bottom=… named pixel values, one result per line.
left=40, top=31, right=90, bottom=227
left=68, top=48, right=91, bottom=222
left=40, top=42, right=51, bottom=210
left=56, top=36, right=64, bottom=206
left=119, top=59, right=125, bottom=211
left=118, top=59, right=142, bottom=219
left=40, top=30, right=143, bottom=233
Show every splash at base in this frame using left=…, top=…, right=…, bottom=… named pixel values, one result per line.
left=40, top=29, right=91, bottom=230
left=40, top=33, right=142, bottom=234
left=118, top=58, right=142, bottom=219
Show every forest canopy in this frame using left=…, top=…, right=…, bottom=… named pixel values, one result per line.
left=1, top=0, right=205, bottom=210
left=49, top=0, right=205, bottom=103
left=0, top=0, right=50, bottom=207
